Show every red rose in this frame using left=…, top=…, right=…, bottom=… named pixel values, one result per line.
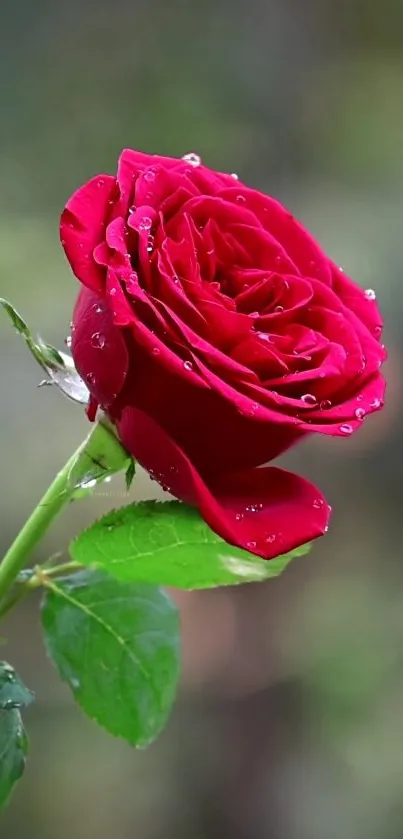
left=61, top=149, right=386, bottom=559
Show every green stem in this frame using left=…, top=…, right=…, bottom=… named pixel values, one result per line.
left=0, top=421, right=129, bottom=609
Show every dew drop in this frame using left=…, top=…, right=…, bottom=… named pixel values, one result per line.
left=91, top=331, right=106, bottom=349
left=93, top=303, right=104, bottom=314
left=364, top=288, right=376, bottom=301
left=65, top=335, right=72, bottom=349
left=257, top=331, right=274, bottom=343
left=70, top=678, right=81, bottom=691
left=182, top=152, right=201, bottom=167
left=172, top=275, right=181, bottom=285
left=86, top=372, right=96, bottom=386
left=370, top=397, right=382, bottom=409
left=152, top=347, right=160, bottom=356
left=183, top=360, right=193, bottom=371
left=138, top=216, right=152, bottom=232
left=356, top=394, right=363, bottom=402
left=313, top=498, right=324, bottom=510
left=274, top=305, right=284, bottom=313
left=97, top=178, right=105, bottom=187
left=319, top=399, right=332, bottom=410
left=249, top=311, right=260, bottom=319
left=230, top=173, right=239, bottom=180
left=80, top=478, right=97, bottom=490
left=265, top=534, right=276, bottom=544
left=109, top=287, right=117, bottom=297
left=355, top=407, right=366, bottom=420
left=236, top=194, right=246, bottom=204
left=144, top=167, right=157, bottom=183
left=339, top=423, right=353, bottom=435
left=301, top=393, right=317, bottom=406
left=246, top=540, right=257, bottom=550
left=235, top=512, right=244, bottom=521
left=245, top=503, right=263, bottom=513
left=324, top=525, right=329, bottom=533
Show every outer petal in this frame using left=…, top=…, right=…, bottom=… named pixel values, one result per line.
left=71, top=286, right=129, bottom=407
left=116, top=406, right=330, bottom=559
left=60, top=174, right=116, bottom=292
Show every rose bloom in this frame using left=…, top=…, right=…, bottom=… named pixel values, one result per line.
left=61, top=150, right=386, bottom=559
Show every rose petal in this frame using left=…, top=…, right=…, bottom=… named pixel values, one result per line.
left=117, top=406, right=329, bottom=558
left=60, top=175, right=115, bottom=292
left=71, top=286, right=129, bottom=407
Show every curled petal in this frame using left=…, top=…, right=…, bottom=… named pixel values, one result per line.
left=116, top=407, right=330, bottom=559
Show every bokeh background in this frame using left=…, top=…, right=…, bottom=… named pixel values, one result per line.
left=0, top=0, right=401, bottom=836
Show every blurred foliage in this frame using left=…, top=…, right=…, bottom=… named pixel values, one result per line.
left=0, top=0, right=402, bottom=836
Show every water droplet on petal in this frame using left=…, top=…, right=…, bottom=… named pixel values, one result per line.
left=301, top=393, right=317, bottom=406
left=86, top=372, right=96, bottom=386
left=370, top=397, right=382, bottom=409
left=183, top=360, right=193, bottom=371
left=355, top=407, right=366, bottom=420
left=265, top=534, right=276, bottom=544
left=144, top=167, right=157, bottom=183
left=245, top=503, right=263, bottom=513
left=257, top=331, right=274, bottom=343
left=65, top=335, right=72, bottom=348
left=152, top=347, right=160, bottom=356
left=230, top=173, right=239, bottom=180
left=313, top=498, right=324, bottom=510
left=182, top=152, right=201, bottom=167
left=97, top=178, right=105, bottom=187
left=249, top=311, right=260, bottom=319
left=236, top=194, right=246, bottom=204
left=339, top=423, right=353, bottom=435
left=274, top=305, right=284, bottom=313
left=246, top=540, right=257, bottom=550
left=364, top=288, right=376, bottom=301
left=235, top=512, right=244, bottom=521
left=319, top=399, right=332, bottom=410
left=91, top=332, right=106, bottom=349
left=109, top=287, right=117, bottom=297
left=93, top=303, right=104, bottom=314
left=172, top=275, right=181, bottom=285
left=324, top=525, right=329, bottom=533
left=138, top=216, right=152, bottom=232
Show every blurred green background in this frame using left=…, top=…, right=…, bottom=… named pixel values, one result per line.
left=0, top=0, right=401, bottom=836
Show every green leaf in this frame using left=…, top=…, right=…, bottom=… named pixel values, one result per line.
left=0, top=709, right=29, bottom=810
left=0, top=663, right=34, bottom=711
left=70, top=501, right=310, bottom=590
left=41, top=570, right=180, bottom=747
left=0, top=297, right=88, bottom=404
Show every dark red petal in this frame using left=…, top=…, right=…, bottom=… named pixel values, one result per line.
left=71, top=286, right=129, bottom=407
left=60, top=175, right=115, bottom=292
left=116, top=406, right=330, bottom=559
